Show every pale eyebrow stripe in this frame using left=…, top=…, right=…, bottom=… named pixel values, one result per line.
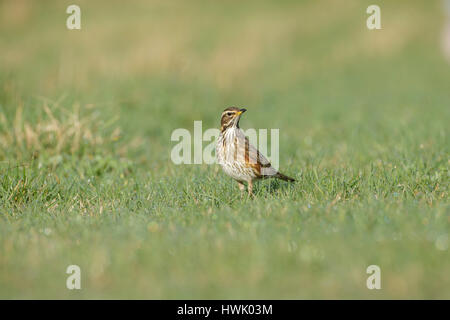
left=221, top=111, right=236, bottom=117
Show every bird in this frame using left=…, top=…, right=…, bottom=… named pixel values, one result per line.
left=216, top=107, right=295, bottom=196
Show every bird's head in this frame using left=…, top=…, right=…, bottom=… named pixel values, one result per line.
left=220, top=107, right=247, bottom=132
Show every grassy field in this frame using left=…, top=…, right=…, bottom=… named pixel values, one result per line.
left=0, top=0, right=449, bottom=299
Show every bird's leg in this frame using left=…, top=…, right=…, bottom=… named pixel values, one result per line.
left=237, top=181, right=245, bottom=198
left=248, top=180, right=254, bottom=197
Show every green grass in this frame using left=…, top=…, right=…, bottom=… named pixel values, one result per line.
left=0, top=0, right=449, bottom=299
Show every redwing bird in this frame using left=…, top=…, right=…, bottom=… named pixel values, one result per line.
left=216, top=107, right=295, bottom=196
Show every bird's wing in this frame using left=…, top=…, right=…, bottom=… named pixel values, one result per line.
left=236, top=130, right=277, bottom=177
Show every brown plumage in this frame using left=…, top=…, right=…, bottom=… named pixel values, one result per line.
left=216, top=107, right=295, bottom=196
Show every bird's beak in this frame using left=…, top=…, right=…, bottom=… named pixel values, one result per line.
left=237, top=108, right=247, bottom=115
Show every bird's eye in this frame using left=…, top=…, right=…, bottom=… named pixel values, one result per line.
left=227, top=112, right=233, bottom=116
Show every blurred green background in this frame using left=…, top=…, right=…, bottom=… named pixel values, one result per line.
left=0, top=0, right=449, bottom=299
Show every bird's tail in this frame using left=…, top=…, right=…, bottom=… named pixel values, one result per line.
left=276, top=172, right=296, bottom=182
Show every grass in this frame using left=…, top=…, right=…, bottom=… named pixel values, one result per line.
left=0, top=0, right=449, bottom=299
